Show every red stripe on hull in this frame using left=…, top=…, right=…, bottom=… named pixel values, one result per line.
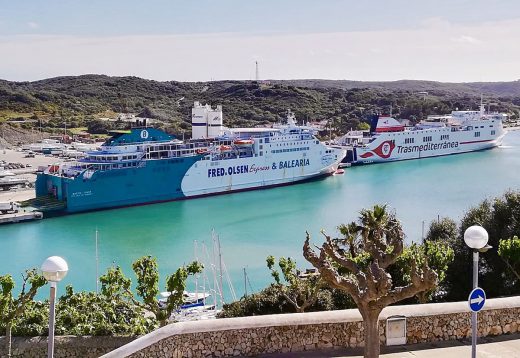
left=460, top=139, right=493, bottom=144
left=375, top=127, right=404, bottom=132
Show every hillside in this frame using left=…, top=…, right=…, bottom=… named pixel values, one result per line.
left=275, top=79, right=520, bottom=97
left=1, top=75, right=519, bottom=141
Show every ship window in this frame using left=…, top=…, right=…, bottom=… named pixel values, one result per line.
left=260, top=151, right=263, bottom=156
left=491, top=130, right=496, bottom=135
left=475, top=132, right=481, bottom=137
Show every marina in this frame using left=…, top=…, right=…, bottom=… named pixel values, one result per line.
left=1, top=130, right=519, bottom=300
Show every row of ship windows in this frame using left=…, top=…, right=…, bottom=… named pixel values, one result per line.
left=91, top=154, right=139, bottom=161
left=403, top=130, right=496, bottom=144
left=474, top=130, right=495, bottom=137
left=91, top=162, right=139, bottom=170
left=272, top=147, right=310, bottom=154
left=389, top=124, right=494, bottom=138
left=272, top=141, right=317, bottom=147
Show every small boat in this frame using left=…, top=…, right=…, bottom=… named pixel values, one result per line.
left=233, top=139, right=254, bottom=147
left=334, top=169, right=345, bottom=175
left=158, top=290, right=211, bottom=310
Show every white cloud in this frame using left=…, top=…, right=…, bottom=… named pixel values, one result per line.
left=1, top=18, right=520, bottom=82
left=451, top=35, right=481, bottom=44
left=27, top=22, right=39, bottom=29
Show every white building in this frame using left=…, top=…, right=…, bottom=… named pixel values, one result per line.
left=191, top=102, right=224, bottom=139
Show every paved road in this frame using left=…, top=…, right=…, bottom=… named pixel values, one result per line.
left=255, top=334, right=520, bottom=357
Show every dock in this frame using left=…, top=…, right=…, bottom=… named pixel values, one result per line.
left=0, top=211, right=43, bottom=224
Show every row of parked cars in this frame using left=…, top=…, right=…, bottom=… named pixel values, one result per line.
left=0, top=161, right=32, bottom=170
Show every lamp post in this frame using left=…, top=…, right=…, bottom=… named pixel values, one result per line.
left=41, top=256, right=68, bottom=358
left=463, top=225, right=490, bottom=358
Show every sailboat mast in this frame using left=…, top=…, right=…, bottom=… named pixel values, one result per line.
left=244, top=267, right=247, bottom=297
left=217, top=234, right=224, bottom=306
left=95, top=228, right=99, bottom=294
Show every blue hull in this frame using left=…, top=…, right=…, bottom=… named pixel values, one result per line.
left=36, top=157, right=199, bottom=213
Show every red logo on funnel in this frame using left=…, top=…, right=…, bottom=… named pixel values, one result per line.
left=360, top=140, right=395, bottom=159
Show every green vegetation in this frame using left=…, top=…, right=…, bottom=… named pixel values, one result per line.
left=498, top=235, right=520, bottom=280
left=0, top=256, right=202, bottom=342
left=1, top=75, right=520, bottom=141
left=217, top=284, right=355, bottom=318
left=0, top=269, right=46, bottom=357
left=266, top=255, right=325, bottom=313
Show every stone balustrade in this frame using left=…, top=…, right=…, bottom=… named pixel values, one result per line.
left=103, top=296, right=520, bottom=358
left=2, top=297, right=519, bottom=358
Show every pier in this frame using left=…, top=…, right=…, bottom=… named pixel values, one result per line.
left=0, top=211, right=43, bottom=224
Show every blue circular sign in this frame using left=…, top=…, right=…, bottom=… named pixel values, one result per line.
left=468, top=287, right=486, bottom=312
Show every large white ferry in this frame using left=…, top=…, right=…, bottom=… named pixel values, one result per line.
left=34, top=102, right=345, bottom=213
left=338, top=105, right=507, bottom=165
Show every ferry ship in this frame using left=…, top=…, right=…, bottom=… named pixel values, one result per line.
left=339, top=105, right=507, bottom=165
left=34, top=102, right=345, bottom=213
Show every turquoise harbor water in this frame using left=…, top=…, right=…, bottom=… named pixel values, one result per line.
left=1, top=131, right=520, bottom=299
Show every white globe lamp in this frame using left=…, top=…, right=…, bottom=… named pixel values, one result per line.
left=464, top=225, right=489, bottom=250
left=41, top=256, right=69, bottom=282
left=41, top=256, right=68, bottom=358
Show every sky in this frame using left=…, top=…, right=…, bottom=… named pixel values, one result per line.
left=0, top=0, right=519, bottom=82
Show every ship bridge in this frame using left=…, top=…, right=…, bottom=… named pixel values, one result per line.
left=104, top=128, right=176, bottom=146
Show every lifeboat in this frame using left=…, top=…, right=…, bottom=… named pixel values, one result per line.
left=219, top=145, right=233, bottom=152
left=196, top=148, right=209, bottom=155
left=233, top=139, right=254, bottom=147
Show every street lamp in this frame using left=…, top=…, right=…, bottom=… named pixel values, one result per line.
left=464, top=225, right=490, bottom=358
left=41, top=256, right=68, bottom=358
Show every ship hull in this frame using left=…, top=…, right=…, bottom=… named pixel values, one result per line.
left=344, top=122, right=505, bottom=165
left=36, top=149, right=343, bottom=213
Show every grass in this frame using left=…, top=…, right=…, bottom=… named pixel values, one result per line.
left=68, top=127, right=88, bottom=135
left=0, top=110, right=34, bottom=121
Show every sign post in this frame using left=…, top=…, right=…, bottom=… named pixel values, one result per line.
left=468, top=286, right=486, bottom=358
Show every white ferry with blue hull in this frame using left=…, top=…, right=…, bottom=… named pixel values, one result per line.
left=340, top=105, right=507, bottom=165
left=34, top=103, right=345, bottom=214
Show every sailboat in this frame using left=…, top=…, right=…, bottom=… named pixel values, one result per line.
left=162, top=230, right=237, bottom=322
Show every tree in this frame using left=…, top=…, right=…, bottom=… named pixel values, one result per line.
left=0, top=269, right=46, bottom=357
left=357, top=122, right=370, bottom=131
left=303, top=205, right=438, bottom=358
left=394, top=241, right=454, bottom=303
left=425, top=217, right=458, bottom=243
left=498, top=235, right=520, bottom=280
left=55, top=285, right=155, bottom=336
left=441, top=191, right=520, bottom=301
left=266, top=255, right=324, bottom=313
left=130, top=256, right=203, bottom=326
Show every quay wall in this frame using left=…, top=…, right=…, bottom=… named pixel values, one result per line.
left=103, top=296, right=520, bottom=358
